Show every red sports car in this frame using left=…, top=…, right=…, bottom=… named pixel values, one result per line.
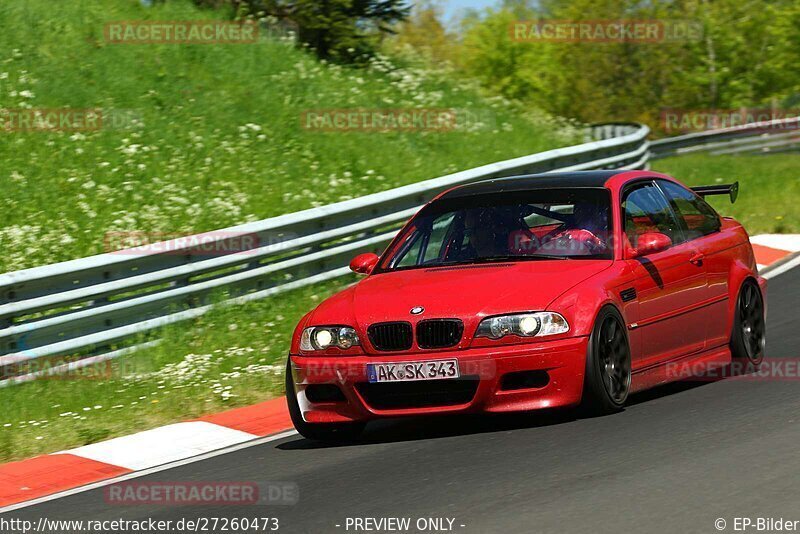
left=286, top=170, right=767, bottom=441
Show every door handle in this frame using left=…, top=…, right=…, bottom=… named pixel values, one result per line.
left=689, top=253, right=705, bottom=266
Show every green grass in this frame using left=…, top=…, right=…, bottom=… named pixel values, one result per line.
left=652, top=154, right=800, bottom=234
left=0, top=0, right=578, bottom=273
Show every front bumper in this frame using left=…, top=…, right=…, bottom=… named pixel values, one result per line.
left=289, top=336, right=588, bottom=423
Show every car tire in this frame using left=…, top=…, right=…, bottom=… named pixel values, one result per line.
left=580, top=306, right=631, bottom=415
left=730, top=279, right=765, bottom=372
left=285, top=359, right=365, bottom=442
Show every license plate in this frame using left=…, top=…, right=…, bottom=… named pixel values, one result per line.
left=367, top=359, right=460, bottom=383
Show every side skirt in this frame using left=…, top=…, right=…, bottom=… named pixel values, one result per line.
left=630, top=345, right=732, bottom=393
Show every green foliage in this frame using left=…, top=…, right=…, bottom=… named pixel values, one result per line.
left=415, top=0, right=800, bottom=132
left=460, top=7, right=560, bottom=107
left=387, top=2, right=455, bottom=64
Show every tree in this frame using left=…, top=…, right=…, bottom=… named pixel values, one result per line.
left=455, top=0, right=800, bottom=132
left=388, top=2, right=454, bottom=64
left=458, top=4, right=565, bottom=110
left=235, top=0, right=410, bottom=61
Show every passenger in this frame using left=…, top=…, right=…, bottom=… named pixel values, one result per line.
left=546, top=200, right=608, bottom=255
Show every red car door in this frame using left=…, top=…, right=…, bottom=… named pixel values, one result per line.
left=621, top=181, right=708, bottom=371
left=657, top=179, right=731, bottom=350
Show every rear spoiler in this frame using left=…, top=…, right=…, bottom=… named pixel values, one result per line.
left=691, top=181, right=739, bottom=203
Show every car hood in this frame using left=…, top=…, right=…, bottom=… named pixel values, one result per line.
left=310, top=260, right=612, bottom=331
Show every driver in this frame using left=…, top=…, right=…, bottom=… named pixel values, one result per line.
left=462, top=208, right=508, bottom=258
left=572, top=200, right=608, bottom=236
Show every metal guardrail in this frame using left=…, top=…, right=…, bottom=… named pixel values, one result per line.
left=2, top=115, right=796, bottom=385
left=651, top=116, right=800, bottom=158
left=0, top=123, right=650, bottom=382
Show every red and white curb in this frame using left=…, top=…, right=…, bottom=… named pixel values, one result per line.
left=0, top=398, right=292, bottom=510
left=0, top=235, right=798, bottom=511
left=750, top=234, right=800, bottom=272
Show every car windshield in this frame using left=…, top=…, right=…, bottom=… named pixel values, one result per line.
left=378, top=188, right=613, bottom=272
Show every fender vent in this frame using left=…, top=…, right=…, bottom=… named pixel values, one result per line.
left=620, top=288, right=637, bottom=302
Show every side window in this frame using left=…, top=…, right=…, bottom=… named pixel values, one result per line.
left=421, top=213, right=456, bottom=263
left=658, top=180, right=721, bottom=240
left=393, top=233, right=423, bottom=268
left=393, top=213, right=456, bottom=268
left=622, top=182, right=683, bottom=247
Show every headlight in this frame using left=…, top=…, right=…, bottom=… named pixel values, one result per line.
left=300, top=326, right=361, bottom=351
left=475, top=312, right=569, bottom=339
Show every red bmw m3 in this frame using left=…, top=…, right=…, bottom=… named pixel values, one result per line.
left=286, top=170, right=767, bottom=441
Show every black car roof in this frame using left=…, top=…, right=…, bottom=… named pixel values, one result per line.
left=439, top=170, right=626, bottom=199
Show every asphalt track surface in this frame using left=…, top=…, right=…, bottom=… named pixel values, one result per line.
left=8, top=265, right=800, bottom=534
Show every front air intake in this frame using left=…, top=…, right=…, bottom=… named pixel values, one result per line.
left=356, top=377, right=480, bottom=409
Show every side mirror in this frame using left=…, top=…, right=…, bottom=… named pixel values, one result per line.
left=633, top=232, right=672, bottom=257
left=349, top=252, right=379, bottom=275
